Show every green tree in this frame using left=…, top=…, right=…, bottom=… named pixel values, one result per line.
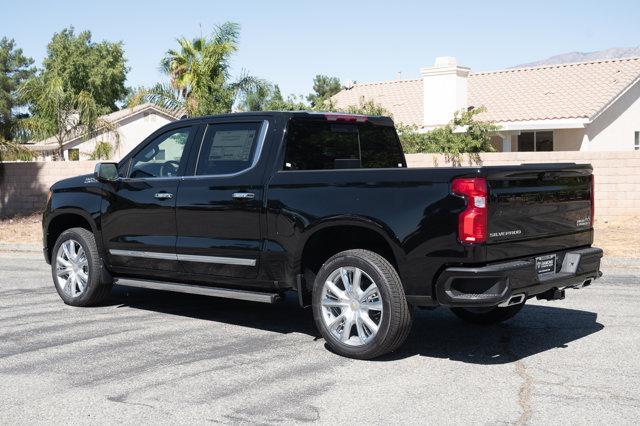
left=42, top=27, right=127, bottom=111
left=87, top=141, right=113, bottom=160
left=265, top=88, right=307, bottom=111
left=307, top=75, right=341, bottom=107
left=133, top=22, right=257, bottom=116
left=127, top=83, right=185, bottom=116
left=20, top=75, right=118, bottom=160
left=238, top=79, right=276, bottom=111
left=341, top=99, right=389, bottom=116
left=0, top=137, right=33, bottom=161
left=399, top=106, right=499, bottom=162
left=19, top=28, right=126, bottom=159
left=0, top=38, right=36, bottom=141
left=240, top=82, right=307, bottom=111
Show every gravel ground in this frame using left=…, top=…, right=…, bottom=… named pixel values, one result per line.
left=0, top=251, right=639, bottom=424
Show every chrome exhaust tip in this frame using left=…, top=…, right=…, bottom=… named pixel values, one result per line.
left=571, top=278, right=593, bottom=289
left=498, top=293, right=525, bottom=307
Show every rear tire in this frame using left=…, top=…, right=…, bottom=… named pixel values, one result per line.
left=312, top=249, right=413, bottom=360
left=450, top=302, right=525, bottom=325
left=51, top=227, right=112, bottom=307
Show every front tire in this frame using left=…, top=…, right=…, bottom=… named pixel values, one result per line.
left=450, top=302, right=525, bottom=325
left=312, top=249, right=413, bottom=359
left=51, top=227, right=112, bottom=306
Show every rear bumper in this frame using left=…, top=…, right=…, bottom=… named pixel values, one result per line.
left=434, top=246, right=603, bottom=308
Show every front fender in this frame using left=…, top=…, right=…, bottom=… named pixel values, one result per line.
left=43, top=189, right=103, bottom=263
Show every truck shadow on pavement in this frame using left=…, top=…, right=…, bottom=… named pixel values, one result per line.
left=111, top=286, right=603, bottom=364
left=388, top=303, right=604, bottom=364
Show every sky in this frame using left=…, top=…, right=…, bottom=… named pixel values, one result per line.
left=4, top=0, right=640, bottom=98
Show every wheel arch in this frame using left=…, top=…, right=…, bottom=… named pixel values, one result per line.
left=45, top=209, right=100, bottom=263
left=297, top=217, right=403, bottom=291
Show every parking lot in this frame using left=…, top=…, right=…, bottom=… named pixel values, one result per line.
left=1, top=250, right=639, bottom=424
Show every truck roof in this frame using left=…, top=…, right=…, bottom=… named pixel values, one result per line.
left=177, top=111, right=395, bottom=126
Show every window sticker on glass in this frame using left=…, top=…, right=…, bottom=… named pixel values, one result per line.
left=209, top=130, right=256, bottom=161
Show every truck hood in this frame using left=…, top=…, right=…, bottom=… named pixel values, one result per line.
left=50, top=174, right=97, bottom=191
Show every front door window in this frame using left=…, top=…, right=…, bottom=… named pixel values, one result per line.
left=129, top=128, right=191, bottom=178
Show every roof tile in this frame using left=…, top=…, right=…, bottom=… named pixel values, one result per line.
left=331, top=79, right=423, bottom=126
left=331, top=58, right=640, bottom=126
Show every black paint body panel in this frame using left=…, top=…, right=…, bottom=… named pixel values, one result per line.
left=43, top=112, right=600, bottom=306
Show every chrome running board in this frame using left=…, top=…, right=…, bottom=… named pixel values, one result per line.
left=114, top=278, right=280, bottom=303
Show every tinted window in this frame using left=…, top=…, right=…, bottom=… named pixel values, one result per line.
left=130, top=128, right=191, bottom=178
left=360, top=126, right=405, bottom=168
left=518, top=132, right=535, bottom=152
left=518, top=131, right=554, bottom=152
left=196, top=122, right=262, bottom=176
left=536, top=131, right=554, bottom=151
left=284, top=120, right=404, bottom=170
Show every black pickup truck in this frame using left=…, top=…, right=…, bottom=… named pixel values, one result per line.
left=43, top=111, right=602, bottom=359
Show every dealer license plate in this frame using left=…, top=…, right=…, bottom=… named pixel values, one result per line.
left=536, top=254, right=557, bottom=275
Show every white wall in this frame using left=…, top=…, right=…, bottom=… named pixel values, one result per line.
left=582, top=80, right=640, bottom=151
left=421, top=58, right=470, bottom=128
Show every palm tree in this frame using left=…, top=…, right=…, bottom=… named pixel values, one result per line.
left=19, top=75, right=119, bottom=160
left=131, top=22, right=257, bottom=116
left=0, top=138, right=33, bottom=161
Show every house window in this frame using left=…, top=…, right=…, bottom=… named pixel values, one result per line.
left=635, top=131, right=639, bottom=151
left=518, top=131, right=554, bottom=152
left=67, top=149, right=80, bottom=161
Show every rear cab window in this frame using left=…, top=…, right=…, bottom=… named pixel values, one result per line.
left=283, top=118, right=405, bottom=170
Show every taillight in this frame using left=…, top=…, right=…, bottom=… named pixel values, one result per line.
left=590, top=175, right=595, bottom=227
left=452, top=177, right=488, bottom=243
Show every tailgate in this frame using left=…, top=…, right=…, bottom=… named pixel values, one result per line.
left=486, top=164, right=593, bottom=244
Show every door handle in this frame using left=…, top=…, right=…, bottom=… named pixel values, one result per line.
left=154, top=192, right=173, bottom=200
left=232, top=192, right=255, bottom=200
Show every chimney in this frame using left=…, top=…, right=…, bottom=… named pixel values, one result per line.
left=420, top=57, right=470, bottom=128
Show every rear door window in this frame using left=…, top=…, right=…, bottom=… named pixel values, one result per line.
left=195, top=122, right=264, bottom=176
left=284, top=119, right=404, bottom=170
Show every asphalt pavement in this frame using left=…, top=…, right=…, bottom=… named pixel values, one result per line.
left=0, top=250, right=639, bottom=424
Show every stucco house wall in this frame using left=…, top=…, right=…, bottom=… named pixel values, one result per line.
left=491, top=128, right=596, bottom=152
left=491, top=125, right=620, bottom=152
left=554, top=128, right=585, bottom=151
left=583, top=80, right=640, bottom=152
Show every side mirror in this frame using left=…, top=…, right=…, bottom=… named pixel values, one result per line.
left=94, top=162, right=119, bottom=181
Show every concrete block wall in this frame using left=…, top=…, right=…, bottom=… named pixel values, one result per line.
left=0, top=161, right=97, bottom=218
left=406, top=151, right=640, bottom=220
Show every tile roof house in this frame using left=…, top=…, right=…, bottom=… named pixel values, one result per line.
left=28, top=103, right=180, bottom=160
left=332, top=57, right=640, bottom=152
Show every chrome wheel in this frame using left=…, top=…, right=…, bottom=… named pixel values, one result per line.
left=320, top=266, right=383, bottom=346
left=55, top=239, right=89, bottom=298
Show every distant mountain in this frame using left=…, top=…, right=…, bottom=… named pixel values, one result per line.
left=514, top=47, right=640, bottom=68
